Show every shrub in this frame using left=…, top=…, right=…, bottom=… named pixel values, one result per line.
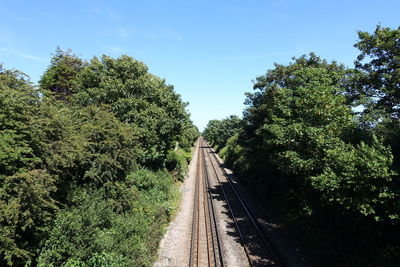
left=165, top=149, right=191, bottom=181
left=0, top=170, right=58, bottom=266
left=38, top=169, right=179, bottom=266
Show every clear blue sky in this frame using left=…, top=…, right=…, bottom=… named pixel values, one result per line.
left=1, top=0, right=399, bottom=131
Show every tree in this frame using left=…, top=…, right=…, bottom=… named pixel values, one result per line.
left=39, top=47, right=84, bottom=99
left=354, top=26, right=400, bottom=121
left=34, top=101, right=140, bottom=186
left=0, top=170, right=57, bottom=266
left=72, top=55, right=191, bottom=167
left=0, top=66, right=40, bottom=178
left=1, top=51, right=195, bottom=266
left=203, top=115, right=242, bottom=151
left=353, top=26, right=400, bottom=172
left=0, top=66, right=58, bottom=266
left=204, top=27, right=400, bottom=265
left=238, top=53, right=396, bottom=222
left=179, top=123, right=200, bottom=151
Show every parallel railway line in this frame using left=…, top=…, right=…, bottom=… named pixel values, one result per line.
left=189, top=138, right=284, bottom=266
left=189, top=140, right=224, bottom=267
left=204, top=139, right=284, bottom=267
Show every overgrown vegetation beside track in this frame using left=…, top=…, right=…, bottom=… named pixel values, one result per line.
left=0, top=50, right=199, bottom=266
left=204, top=25, right=400, bottom=266
left=203, top=115, right=241, bottom=151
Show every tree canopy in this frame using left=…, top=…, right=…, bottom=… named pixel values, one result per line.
left=203, top=115, right=242, bottom=151
left=208, top=26, right=400, bottom=266
left=0, top=51, right=198, bottom=266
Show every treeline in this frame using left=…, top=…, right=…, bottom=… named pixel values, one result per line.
left=204, top=26, right=400, bottom=266
left=0, top=49, right=198, bottom=266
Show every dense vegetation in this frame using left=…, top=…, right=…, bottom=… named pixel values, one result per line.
left=0, top=49, right=198, bottom=266
left=202, top=115, right=241, bottom=151
left=204, top=25, right=400, bottom=266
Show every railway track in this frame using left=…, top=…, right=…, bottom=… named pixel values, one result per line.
left=189, top=138, right=285, bottom=267
left=189, top=140, right=224, bottom=267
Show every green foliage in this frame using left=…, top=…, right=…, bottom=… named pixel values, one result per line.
left=39, top=47, right=84, bottom=99
left=39, top=49, right=194, bottom=168
left=71, top=55, right=191, bottom=167
left=217, top=44, right=400, bottom=265
left=352, top=26, right=400, bottom=177
left=236, top=53, right=396, bottom=220
left=354, top=26, right=400, bottom=120
left=203, top=115, right=241, bottom=151
left=165, top=149, right=191, bottom=181
left=0, top=65, right=58, bottom=266
left=0, top=170, right=58, bottom=266
left=1, top=49, right=195, bottom=266
left=62, top=252, right=127, bottom=267
left=219, top=134, right=248, bottom=175
left=0, top=66, right=40, bottom=178
left=179, top=124, right=200, bottom=152
left=34, top=101, right=140, bottom=186
left=37, top=169, right=178, bottom=267
left=311, top=137, right=396, bottom=220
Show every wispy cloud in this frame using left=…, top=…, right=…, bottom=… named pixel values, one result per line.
left=107, top=11, right=122, bottom=21
left=0, top=48, right=44, bottom=61
left=90, top=7, right=122, bottom=21
left=166, top=29, right=183, bottom=41
left=109, top=46, right=126, bottom=53
left=117, top=27, right=129, bottom=38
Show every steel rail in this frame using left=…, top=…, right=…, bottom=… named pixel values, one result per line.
left=204, top=139, right=285, bottom=267
left=189, top=142, right=201, bottom=266
left=190, top=140, right=225, bottom=267
left=202, top=141, right=225, bottom=267
left=202, top=146, right=213, bottom=267
left=202, top=139, right=254, bottom=267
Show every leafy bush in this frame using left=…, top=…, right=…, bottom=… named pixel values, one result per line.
left=0, top=66, right=59, bottom=266
left=34, top=102, right=140, bottom=186
left=165, top=149, right=191, bottom=181
left=179, top=124, right=200, bottom=152
left=38, top=169, right=179, bottom=266
left=62, top=252, right=128, bottom=267
left=0, top=170, right=58, bottom=266
left=0, top=65, right=40, bottom=178
left=203, top=115, right=241, bottom=151
left=1, top=50, right=195, bottom=266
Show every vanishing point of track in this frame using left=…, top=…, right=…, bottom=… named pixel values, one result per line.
left=189, top=138, right=285, bottom=267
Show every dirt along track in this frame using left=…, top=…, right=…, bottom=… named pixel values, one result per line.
left=155, top=138, right=286, bottom=267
